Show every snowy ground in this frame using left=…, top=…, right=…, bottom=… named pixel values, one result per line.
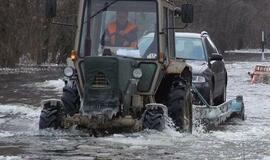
left=0, top=62, right=270, bottom=160
left=225, top=49, right=270, bottom=53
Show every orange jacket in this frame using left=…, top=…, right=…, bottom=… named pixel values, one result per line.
left=106, top=22, right=138, bottom=48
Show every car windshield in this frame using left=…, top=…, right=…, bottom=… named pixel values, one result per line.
left=79, top=0, right=158, bottom=59
left=175, top=37, right=205, bottom=60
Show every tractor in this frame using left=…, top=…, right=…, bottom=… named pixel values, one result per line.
left=39, top=0, right=194, bottom=135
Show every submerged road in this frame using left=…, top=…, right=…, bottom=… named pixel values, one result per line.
left=0, top=62, right=270, bottom=160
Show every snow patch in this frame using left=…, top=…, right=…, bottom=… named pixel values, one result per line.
left=226, top=48, right=270, bottom=53
left=0, top=65, right=63, bottom=74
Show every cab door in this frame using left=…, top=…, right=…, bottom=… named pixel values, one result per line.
left=160, top=6, right=176, bottom=62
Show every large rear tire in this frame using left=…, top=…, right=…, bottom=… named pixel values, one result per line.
left=167, top=78, right=192, bottom=132
left=61, top=81, right=80, bottom=116
left=142, top=106, right=165, bottom=131
left=39, top=100, right=63, bottom=129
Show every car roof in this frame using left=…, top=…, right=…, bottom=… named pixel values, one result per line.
left=175, top=32, right=202, bottom=38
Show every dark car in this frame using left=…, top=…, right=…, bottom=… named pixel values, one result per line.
left=138, top=31, right=227, bottom=105
left=175, top=32, right=227, bottom=105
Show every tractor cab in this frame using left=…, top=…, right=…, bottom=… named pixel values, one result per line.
left=76, top=0, right=192, bottom=59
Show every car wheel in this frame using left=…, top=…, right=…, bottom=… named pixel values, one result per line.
left=207, top=89, right=214, bottom=106
left=215, top=84, right=226, bottom=105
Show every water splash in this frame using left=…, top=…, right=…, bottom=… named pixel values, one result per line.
left=0, top=156, right=23, bottom=160
left=33, top=79, right=65, bottom=92
left=0, top=104, right=40, bottom=119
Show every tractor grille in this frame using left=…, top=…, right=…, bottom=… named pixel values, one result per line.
left=92, top=72, right=109, bottom=88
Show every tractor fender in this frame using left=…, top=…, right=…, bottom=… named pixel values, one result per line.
left=166, top=60, right=192, bottom=75
left=166, top=61, right=192, bottom=84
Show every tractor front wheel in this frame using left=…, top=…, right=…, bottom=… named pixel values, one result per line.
left=61, top=81, right=80, bottom=116
left=39, top=100, right=64, bottom=129
left=142, top=106, right=165, bottom=131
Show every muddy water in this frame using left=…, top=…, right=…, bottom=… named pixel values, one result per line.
left=0, top=62, right=270, bottom=160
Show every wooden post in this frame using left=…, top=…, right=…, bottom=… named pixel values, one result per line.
left=262, top=31, right=265, bottom=61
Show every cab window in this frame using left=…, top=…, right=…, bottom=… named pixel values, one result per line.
left=79, top=0, right=158, bottom=59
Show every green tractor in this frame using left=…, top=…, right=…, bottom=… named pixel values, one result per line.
left=39, top=0, right=194, bottom=135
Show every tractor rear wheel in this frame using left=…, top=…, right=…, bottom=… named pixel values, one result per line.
left=167, top=78, right=192, bottom=132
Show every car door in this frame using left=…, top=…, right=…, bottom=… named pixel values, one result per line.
left=205, top=37, right=226, bottom=96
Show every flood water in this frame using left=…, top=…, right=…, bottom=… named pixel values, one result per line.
left=0, top=62, right=270, bottom=160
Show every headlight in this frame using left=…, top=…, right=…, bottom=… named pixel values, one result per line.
left=64, top=67, right=74, bottom=77
left=133, top=68, right=143, bottom=79
left=192, top=76, right=206, bottom=83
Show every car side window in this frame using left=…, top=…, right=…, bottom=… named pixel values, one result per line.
left=205, top=37, right=217, bottom=58
left=207, top=37, right=219, bottom=54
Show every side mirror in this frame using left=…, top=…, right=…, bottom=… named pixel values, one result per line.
left=174, top=7, right=182, bottom=17
left=210, top=53, right=223, bottom=61
left=45, top=0, right=57, bottom=18
left=181, top=4, right=193, bottom=23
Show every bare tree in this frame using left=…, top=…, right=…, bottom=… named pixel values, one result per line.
left=176, top=0, right=270, bottom=53
left=1, top=0, right=270, bottom=67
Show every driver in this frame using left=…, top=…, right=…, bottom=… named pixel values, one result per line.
left=182, top=40, right=194, bottom=55
left=103, top=10, right=138, bottom=48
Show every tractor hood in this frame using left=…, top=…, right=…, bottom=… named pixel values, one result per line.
left=80, top=56, right=134, bottom=119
